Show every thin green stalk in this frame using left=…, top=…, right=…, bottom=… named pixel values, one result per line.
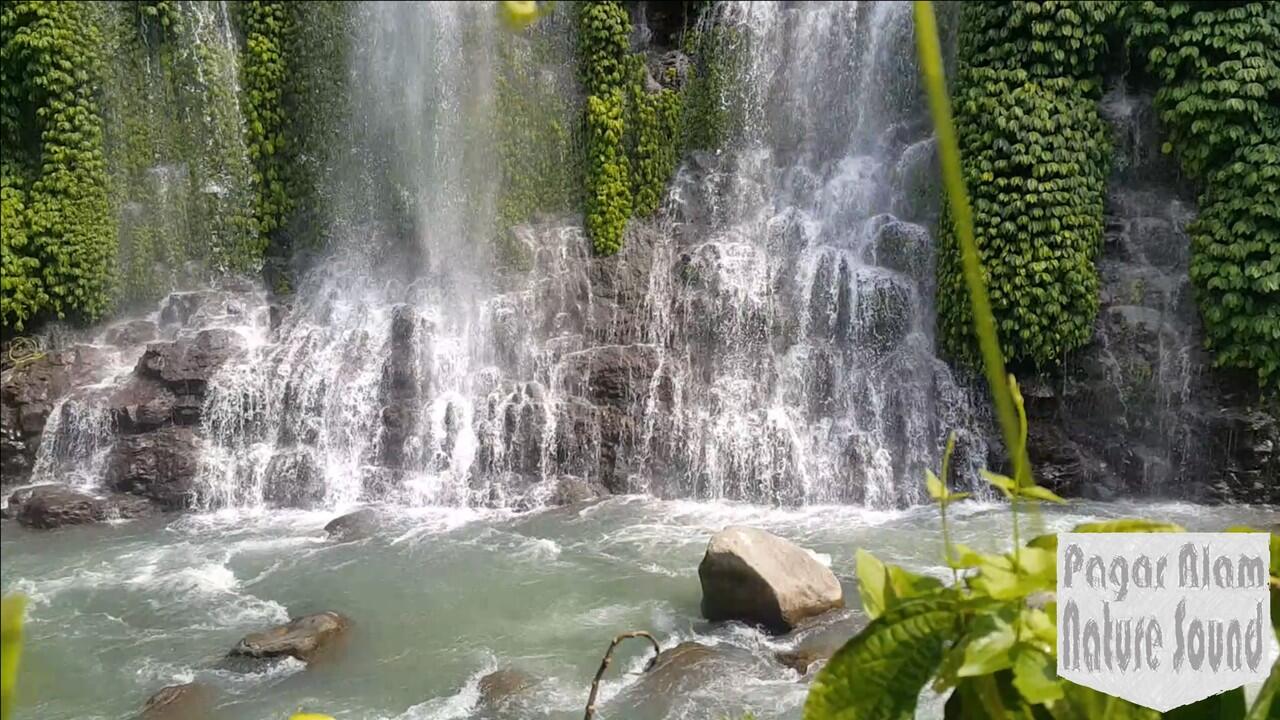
left=911, top=1, right=1032, bottom=492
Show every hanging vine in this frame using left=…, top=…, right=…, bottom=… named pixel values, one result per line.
left=238, top=0, right=291, bottom=277
left=1129, top=1, right=1280, bottom=386
left=0, top=1, right=115, bottom=331
left=937, top=1, right=1120, bottom=370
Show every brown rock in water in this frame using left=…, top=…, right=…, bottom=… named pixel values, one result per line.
left=6, top=484, right=155, bottom=529
left=774, top=609, right=864, bottom=674
left=139, top=682, right=213, bottom=720
left=698, top=526, right=844, bottom=632
left=229, top=611, right=351, bottom=664
left=477, top=667, right=537, bottom=709
left=324, top=508, right=378, bottom=540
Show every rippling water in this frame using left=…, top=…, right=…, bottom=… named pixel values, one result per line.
left=2, top=498, right=1275, bottom=719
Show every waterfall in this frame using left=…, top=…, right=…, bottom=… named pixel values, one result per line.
left=17, top=1, right=986, bottom=511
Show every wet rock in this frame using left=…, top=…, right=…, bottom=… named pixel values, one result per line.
left=324, top=508, right=378, bottom=540
left=477, top=668, right=537, bottom=710
left=268, top=303, right=290, bottom=333
left=262, top=449, right=325, bottom=507
left=560, top=345, right=660, bottom=408
left=547, top=475, right=609, bottom=506
left=638, top=642, right=718, bottom=695
left=104, top=319, right=158, bottom=348
left=228, top=611, right=351, bottom=664
left=135, top=328, right=244, bottom=396
left=158, top=291, right=226, bottom=328
left=773, top=610, right=864, bottom=674
left=1, top=345, right=110, bottom=485
left=6, top=484, right=155, bottom=529
left=110, top=380, right=177, bottom=434
left=139, top=682, right=213, bottom=720
left=698, top=526, right=844, bottom=632
left=866, top=217, right=931, bottom=278
left=106, top=426, right=200, bottom=509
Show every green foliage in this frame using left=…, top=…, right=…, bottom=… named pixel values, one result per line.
left=585, top=88, right=632, bottom=255
left=804, top=596, right=959, bottom=720
left=281, top=0, right=353, bottom=259
left=938, top=2, right=1115, bottom=370
left=239, top=1, right=290, bottom=266
left=0, top=596, right=23, bottom=720
left=681, top=26, right=739, bottom=152
left=806, top=8, right=1280, bottom=719
left=630, top=76, right=683, bottom=217
left=958, top=1, right=1123, bottom=91
left=0, top=0, right=116, bottom=331
left=1130, top=1, right=1280, bottom=385
left=495, top=8, right=582, bottom=268
left=574, top=1, right=693, bottom=255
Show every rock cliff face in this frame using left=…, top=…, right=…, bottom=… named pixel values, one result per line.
left=1024, top=89, right=1277, bottom=504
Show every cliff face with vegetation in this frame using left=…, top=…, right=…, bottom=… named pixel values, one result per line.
left=0, top=1, right=1275, bottom=502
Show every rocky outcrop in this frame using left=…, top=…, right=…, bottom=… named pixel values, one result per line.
left=135, top=328, right=244, bottom=397
left=698, top=526, right=844, bottom=632
left=106, top=426, right=200, bottom=509
left=324, top=508, right=378, bottom=540
left=228, top=611, right=351, bottom=664
left=139, top=682, right=213, bottom=720
left=5, top=484, right=155, bottom=529
left=377, top=304, right=429, bottom=469
left=1, top=345, right=111, bottom=485
left=262, top=449, right=325, bottom=507
left=103, top=319, right=157, bottom=348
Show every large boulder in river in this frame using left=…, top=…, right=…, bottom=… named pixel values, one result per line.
left=698, top=526, right=843, bottom=632
left=229, top=611, right=351, bottom=664
left=5, top=484, right=155, bottom=529
left=139, top=682, right=213, bottom=720
left=106, top=426, right=201, bottom=509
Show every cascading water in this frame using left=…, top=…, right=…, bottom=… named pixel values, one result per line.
left=23, top=1, right=985, bottom=512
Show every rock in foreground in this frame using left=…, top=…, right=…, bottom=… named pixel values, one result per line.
left=140, top=682, right=213, bottom=720
left=698, top=526, right=843, bottom=632
left=228, top=611, right=350, bottom=664
left=5, top=484, right=155, bottom=529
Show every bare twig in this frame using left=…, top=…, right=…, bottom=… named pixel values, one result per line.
left=583, top=631, right=661, bottom=720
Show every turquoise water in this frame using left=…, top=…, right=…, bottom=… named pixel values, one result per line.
left=2, top=497, right=1276, bottom=719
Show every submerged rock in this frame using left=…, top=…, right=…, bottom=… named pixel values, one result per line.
left=698, top=526, right=843, bottom=632
left=477, top=667, right=537, bottom=710
left=139, top=682, right=213, bottom=720
left=546, top=475, right=609, bottom=506
left=228, top=611, right=351, bottom=664
left=5, top=484, right=155, bottom=529
left=324, top=508, right=378, bottom=540
left=773, top=609, right=864, bottom=674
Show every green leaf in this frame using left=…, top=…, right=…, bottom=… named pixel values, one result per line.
left=804, top=596, right=959, bottom=720
left=1070, top=519, right=1184, bottom=533
left=855, top=550, right=945, bottom=620
left=1049, top=682, right=1161, bottom=720
left=1011, top=644, right=1062, bottom=705
left=1244, top=658, right=1279, bottom=720
left=1, top=595, right=24, bottom=720
left=926, top=469, right=946, bottom=500
left=980, top=469, right=1016, bottom=495
left=1017, top=484, right=1066, bottom=504
left=1163, top=687, right=1247, bottom=720
left=958, top=610, right=1017, bottom=677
